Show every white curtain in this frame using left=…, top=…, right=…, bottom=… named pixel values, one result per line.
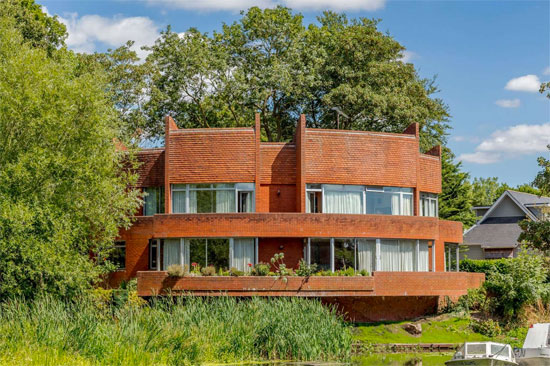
left=325, top=189, right=363, bottom=214
left=188, top=190, right=197, bottom=213
left=380, top=239, right=400, bottom=271
left=357, top=239, right=375, bottom=273
left=216, top=190, right=236, bottom=213
left=163, top=239, right=181, bottom=270
left=418, top=240, right=429, bottom=271
left=390, top=193, right=400, bottom=215
left=399, top=240, right=415, bottom=271
left=402, top=195, right=413, bottom=216
left=233, top=238, right=255, bottom=272
left=172, top=190, right=186, bottom=213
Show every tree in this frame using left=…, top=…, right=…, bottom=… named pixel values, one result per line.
left=471, top=177, right=502, bottom=207
left=518, top=145, right=550, bottom=254
left=439, top=148, right=477, bottom=228
left=0, top=0, right=66, bottom=53
left=143, top=7, right=450, bottom=147
left=0, top=18, right=141, bottom=299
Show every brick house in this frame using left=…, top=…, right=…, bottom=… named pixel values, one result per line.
left=112, top=114, right=484, bottom=322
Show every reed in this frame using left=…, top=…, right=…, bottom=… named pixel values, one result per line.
left=0, top=295, right=351, bottom=365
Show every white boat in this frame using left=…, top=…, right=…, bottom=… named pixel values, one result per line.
left=446, top=342, right=518, bottom=366
left=516, top=323, right=550, bottom=366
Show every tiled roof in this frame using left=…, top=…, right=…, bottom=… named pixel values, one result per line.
left=463, top=223, right=523, bottom=248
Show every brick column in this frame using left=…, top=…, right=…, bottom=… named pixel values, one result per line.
left=164, top=116, right=178, bottom=213
left=296, top=114, right=306, bottom=213
left=254, top=113, right=261, bottom=212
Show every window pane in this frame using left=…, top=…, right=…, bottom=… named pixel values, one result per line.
left=307, top=191, right=322, bottom=213
left=334, top=238, right=355, bottom=271
left=149, top=240, right=158, bottom=270
left=467, top=344, right=487, bottom=355
left=238, top=191, right=253, bottom=212
left=399, top=240, right=415, bottom=271
left=189, top=239, right=207, bottom=268
left=189, top=184, right=211, bottom=189
left=163, top=239, right=180, bottom=270
left=112, top=242, right=125, bottom=270
left=233, top=238, right=254, bottom=271
left=402, top=194, right=413, bottom=216
left=325, top=190, right=363, bottom=214
left=172, top=190, right=186, bottom=213
left=215, top=189, right=236, bottom=213
left=207, top=239, right=230, bottom=269
left=367, top=191, right=399, bottom=215
left=418, top=241, right=429, bottom=271
left=196, top=190, right=213, bottom=213
left=310, top=239, right=331, bottom=270
left=380, top=239, right=399, bottom=271
left=144, top=187, right=158, bottom=216
left=357, top=239, right=375, bottom=273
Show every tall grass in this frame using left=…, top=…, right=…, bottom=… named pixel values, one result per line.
left=0, top=295, right=351, bottom=365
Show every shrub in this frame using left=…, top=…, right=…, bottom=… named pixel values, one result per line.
left=460, top=258, right=511, bottom=276
left=230, top=267, right=245, bottom=277
left=358, top=269, right=369, bottom=276
left=166, top=264, right=185, bottom=277
left=458, top=287, right=487, bottom=312
left=251, top=262, right=270, bottom=276
left=295, top=259, right=318, bottom=277
left=470, top=319, right=502, bottom=337
left=200, top=266, right=216, bottom=276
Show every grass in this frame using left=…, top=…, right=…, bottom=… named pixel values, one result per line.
left=352, top=314, right=528, bottom=348
left=354, top=352, right=453, bottom=366
left=0, top=295, right=352, bottom=366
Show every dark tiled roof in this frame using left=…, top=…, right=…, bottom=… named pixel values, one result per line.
left=507, top=190, right=550, bottom=206
left=463, top=223, right=522, bottom=248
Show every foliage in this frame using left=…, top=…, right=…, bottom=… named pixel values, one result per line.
left=251, top=262, right=271, bottom=276
left=482, top=254, right=550, bottom=320
left=459, top=258, right=512, bottom=276
left=166, top=264, right=185, bottom=277
left=270, top=252, right=291, bottom=276
left=0, top=0, right=67, bottom=54
left=439, top=147, right=476, bottom=228
left=295, top=259, right=318, bottom=277
left=469, top=319, right=502, bottom=337
left=0, top=295, right=352, bottom=364
left=143, top=7, right=449, bottom=146
left=229, top=267, right=245, bottom=276
left=200, top=265, right=216, bottom=276
left=541, top=81, right=550, bottom=99
left=0, top=19, right=141, bottom=300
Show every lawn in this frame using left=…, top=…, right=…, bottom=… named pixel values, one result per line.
left=353, top=314, right=527, bottom=348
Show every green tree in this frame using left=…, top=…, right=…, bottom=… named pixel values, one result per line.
left=144, top=7, right=450, bottom=146
left=471, top=177, right=502, bottom=206
left=0, top=0, right=66, bottom=53
left=0, top=19, right=141, bottom=299
left=439, top=148, right=476, bottom=227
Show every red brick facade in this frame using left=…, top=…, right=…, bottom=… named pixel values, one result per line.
left=111, top=114, right=475, bottom=320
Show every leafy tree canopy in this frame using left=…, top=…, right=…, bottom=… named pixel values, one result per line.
left=142, top=7, right=450, bottom=147
left=471, top=177, right=540, bottom=207
left=0, top=17, right=141, bottom=299
left=439, top=148, right=476, bottom=228
left=0, top=0, right=66, bottom=53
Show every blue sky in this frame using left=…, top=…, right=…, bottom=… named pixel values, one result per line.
left=41, top=0, right=550, bottom=186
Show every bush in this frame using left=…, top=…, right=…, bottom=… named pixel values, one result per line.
left=166, top=264, right=185, bottom=277
left=458, top=287, right=487, bottom=312
left=251, top=262, right=270, bottom=276
left=296, top=259, right=318, bottom=277
left=200, top=266, right=216, bottom=276
left=470, top=319, right=502, bottom=337
left=230, top=267, right=245, bottom=277
left=460, top=258, right=511, bottom=275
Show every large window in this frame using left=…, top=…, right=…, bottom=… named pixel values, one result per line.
left=171, top=183, right=254, bottom=213
left=366, top=187, right=413, bottom=215
left=420, top=193, right=438, bottom=217
left=306, top=238, right=429, bottom=273
left=306, top=184, right=413, bottom=216
left=157, top=238, right=256, bottom=272
left=143, top=187, right=164, bottom=215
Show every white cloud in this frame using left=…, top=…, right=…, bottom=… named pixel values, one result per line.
left=59, top=13, right=160, bottom=59
left=145, top=0, right=385, bottom=11
left=458, top=123, right=550, bottom=164
left=495, top=98, right=520, bottom=108
left=505, top=74, right=541, bottom=93
left=543, top=66, right=550, bottom=76
left=451, top=135, right=480, bottom=143
left=399, top=50, right=416, bottom=63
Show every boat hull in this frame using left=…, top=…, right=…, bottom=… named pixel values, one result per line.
left=518, top=356, right=550, bottom=366
left=445, top=359, right=518, bottom=366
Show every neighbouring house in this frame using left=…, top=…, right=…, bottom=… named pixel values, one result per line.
left=462, top=190, right=550, bottom=260
left=111, top=114, right=484, bottom=322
